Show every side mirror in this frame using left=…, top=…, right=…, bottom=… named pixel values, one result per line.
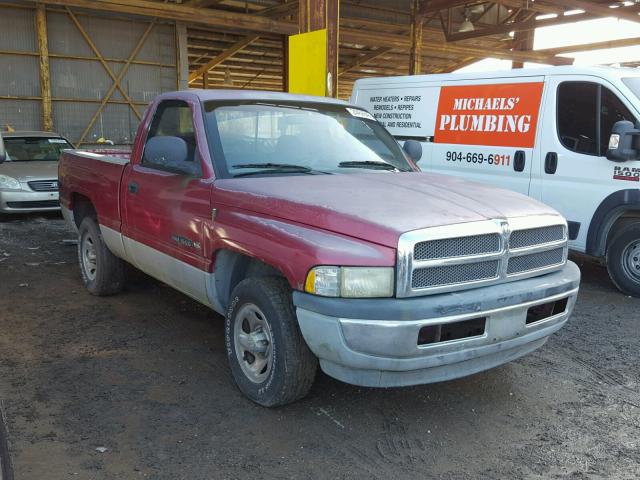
left=606, top=120, right=640, bottom=162
left=402, top=140, right=423, bottom=163
left=143, top=136, right=190, bottom=172
left=0, top=134, right=5, bottom=164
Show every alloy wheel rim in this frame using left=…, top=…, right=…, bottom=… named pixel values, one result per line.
left=621, top=239, right=640, bottom=282
left=233, top=303, right=273, bottom=384
left=82, top=234, right=98, bottom=281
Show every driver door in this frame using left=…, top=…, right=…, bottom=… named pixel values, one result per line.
left=532, top=76, right=640, bottom=251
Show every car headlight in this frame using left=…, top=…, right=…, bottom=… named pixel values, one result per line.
left=305, top=266, right=394, bottom=298
left=0, top=175, right=20, bottom=190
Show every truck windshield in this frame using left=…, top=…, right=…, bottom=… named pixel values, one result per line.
left=204, top=101, right=414, bottom=177
left=3, top=137, right=72, bottom=162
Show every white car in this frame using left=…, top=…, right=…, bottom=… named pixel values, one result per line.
left=352, top=66, right=640, bottom=296
left=0, top=131, right=73, bottom=214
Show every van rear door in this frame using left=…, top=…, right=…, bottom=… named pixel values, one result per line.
left=428, top=76, right=545, bottom=196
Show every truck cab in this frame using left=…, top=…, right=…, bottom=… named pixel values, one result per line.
left=352, top=66, right=640, bottom=296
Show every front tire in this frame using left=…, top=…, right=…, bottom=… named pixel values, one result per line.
left=606, top=222, right=640, bottom=297
left=225, top=277, right=317, bottom=407
left=77, top=216, right=125, bottom=296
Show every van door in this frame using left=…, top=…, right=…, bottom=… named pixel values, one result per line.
left=533, top=76, right=640, bottom=252
left=427, top=77, right=545, bottom=196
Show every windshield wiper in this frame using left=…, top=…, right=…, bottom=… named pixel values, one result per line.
left=338, top=160, right=403, bottom=171
left=231, top=163, right=330, bottom=177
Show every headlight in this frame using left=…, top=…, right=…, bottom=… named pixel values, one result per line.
left=305, top=266, right=394, bottom=298
left=0, top=175, right=20, bottom=190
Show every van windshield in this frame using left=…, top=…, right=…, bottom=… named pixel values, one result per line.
left=622, top=77, right=640, bottom=104
left=204, top=101, right=414, bottom=178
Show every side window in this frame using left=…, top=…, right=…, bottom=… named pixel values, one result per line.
left=143, top=100, right=201, bottom=175
left=557, top=81, right=638, bottom=157
left=557, top=82, right=598, bottom=156
left=600, top=86, right=636, bottom=156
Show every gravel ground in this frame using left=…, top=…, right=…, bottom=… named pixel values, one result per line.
left=0, top=213, right=639, bottom=480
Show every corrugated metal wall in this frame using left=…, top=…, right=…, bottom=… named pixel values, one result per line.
left=0, top=4, right=178, bottom=145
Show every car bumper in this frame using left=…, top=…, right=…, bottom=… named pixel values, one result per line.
left=293, top=261, right=580, bottom=387
left=0, top=189, right=60, bottom=213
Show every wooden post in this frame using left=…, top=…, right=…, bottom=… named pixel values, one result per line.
left=409, top=0, right=423, bottom=75
left=35, top=3, right=53, bottom=131
left=512, top=29, right=534, bottom=69
left=203, top=71, right=209, bottom=89
left=282, top=35, right=289, bottom=92
left=297, top=0, right=339, bottom=97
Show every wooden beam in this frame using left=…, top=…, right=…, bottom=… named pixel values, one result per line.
left=339, top=47, right=392, bottom=76
left=31, top=0, right=571, bottom=66
left=537, top=35, right=640, bottom=55
left=409, top=0, right=424, bottom=75
left=188, top=35, right=259, bottom=82
left=447, top=10, right=599, bottom=42
left=35, top=4, right=53, bottom=132
left=558, top=0, right=640, bottom=23
left=511, top=28, right=534, bottom=68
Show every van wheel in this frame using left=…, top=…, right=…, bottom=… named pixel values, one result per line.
left=606, top=222, right=640, bottom=297
left=77, top=216, right=125, bottom=296
left=225, top=277, right=317, bottom=407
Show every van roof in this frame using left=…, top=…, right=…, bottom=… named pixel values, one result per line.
left=353, top=65, right=640, bottom=87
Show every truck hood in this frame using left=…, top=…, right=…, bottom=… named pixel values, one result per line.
left=213, top=172, right=560, bottom=248
left=0, top=161, right=59, bottom=182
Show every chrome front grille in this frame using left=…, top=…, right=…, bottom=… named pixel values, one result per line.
left=28, top=179, right=59, bottom=192
left=507, top=247, right=565, bottom=275
left=414, top=233, right=501, bottom=261
left=397, top=216, right=568, bottom=297
left=412, top=260, right=500, bottom=289
left=509, top=225, right=564, bottom=249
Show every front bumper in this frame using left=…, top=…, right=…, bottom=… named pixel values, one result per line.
left=0, top=188, right=60, bottom=213
left=293, top=261, right=580, bottom=387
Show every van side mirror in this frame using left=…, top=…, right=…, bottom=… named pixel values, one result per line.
left=606, top=120, right=640, bottom=162
left=143, top=136, right=194, bottom=174
left=402, top=140, right=423, bottom=163
left=0, top=134, right=5, bottom=164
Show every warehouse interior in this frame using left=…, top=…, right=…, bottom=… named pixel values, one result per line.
left=2, top=0, right=640, bottom=145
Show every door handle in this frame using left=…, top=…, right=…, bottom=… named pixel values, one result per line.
left=514, top=150, right=525, bottom=172
left=545, top=152, right=558, bottom=174
left=128, top=181, right=138, bottom=194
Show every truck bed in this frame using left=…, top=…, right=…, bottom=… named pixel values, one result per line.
left=58, top=149, right=130, bottom=232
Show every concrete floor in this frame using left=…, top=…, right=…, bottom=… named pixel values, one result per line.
left=0, top=213, right=639, bottom=480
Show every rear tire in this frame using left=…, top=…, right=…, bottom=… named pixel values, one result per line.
left=606, top=221, right=640, bottom=297
left=77, top=216, right=125, bottom=296
left=225, top=277, right=317, bottom=407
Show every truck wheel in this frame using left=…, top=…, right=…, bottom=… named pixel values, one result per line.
left=77, top=216, right=125, bottom=296
left=225, top=277, right=317, bottom=407
left=606, top=222, right=640, bottom=297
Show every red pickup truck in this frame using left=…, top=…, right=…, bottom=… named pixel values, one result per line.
left=59, top=90, right=580, bottom=406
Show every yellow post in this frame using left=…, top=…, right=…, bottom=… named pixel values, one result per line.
left=36, top=3, right=53, bottom=132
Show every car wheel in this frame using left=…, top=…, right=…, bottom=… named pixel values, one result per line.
left=225, top=276, right=317, bottom=407
left=606, top=221, right=640, bottom=297
left=77, top=216, right=125, bottom=296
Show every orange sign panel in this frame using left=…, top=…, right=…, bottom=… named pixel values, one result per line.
left=434, top=82, right=544, bottom=148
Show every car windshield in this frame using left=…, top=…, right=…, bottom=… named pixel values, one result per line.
left=204, top=101, right=414, bottom=177
left=3, top=137, right=72, bottom=162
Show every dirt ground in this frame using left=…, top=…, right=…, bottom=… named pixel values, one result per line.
left=0, top=213, right=639, bottom=480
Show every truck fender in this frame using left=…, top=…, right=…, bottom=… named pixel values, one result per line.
left=586, top=189, right=640, bottom=257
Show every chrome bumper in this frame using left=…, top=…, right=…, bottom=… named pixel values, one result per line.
left=293, top=261, right=580, bottom=387
left=0, top=189, right=60, bottom=213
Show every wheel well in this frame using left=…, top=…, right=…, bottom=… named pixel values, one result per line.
left=71, top=193, right=97, bottom=228
left=213, top=249, right=285, bottom=310
left=605, top=211, right=640, bottom=254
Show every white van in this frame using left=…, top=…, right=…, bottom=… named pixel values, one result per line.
left=352, top=66, right=640, bottom=296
